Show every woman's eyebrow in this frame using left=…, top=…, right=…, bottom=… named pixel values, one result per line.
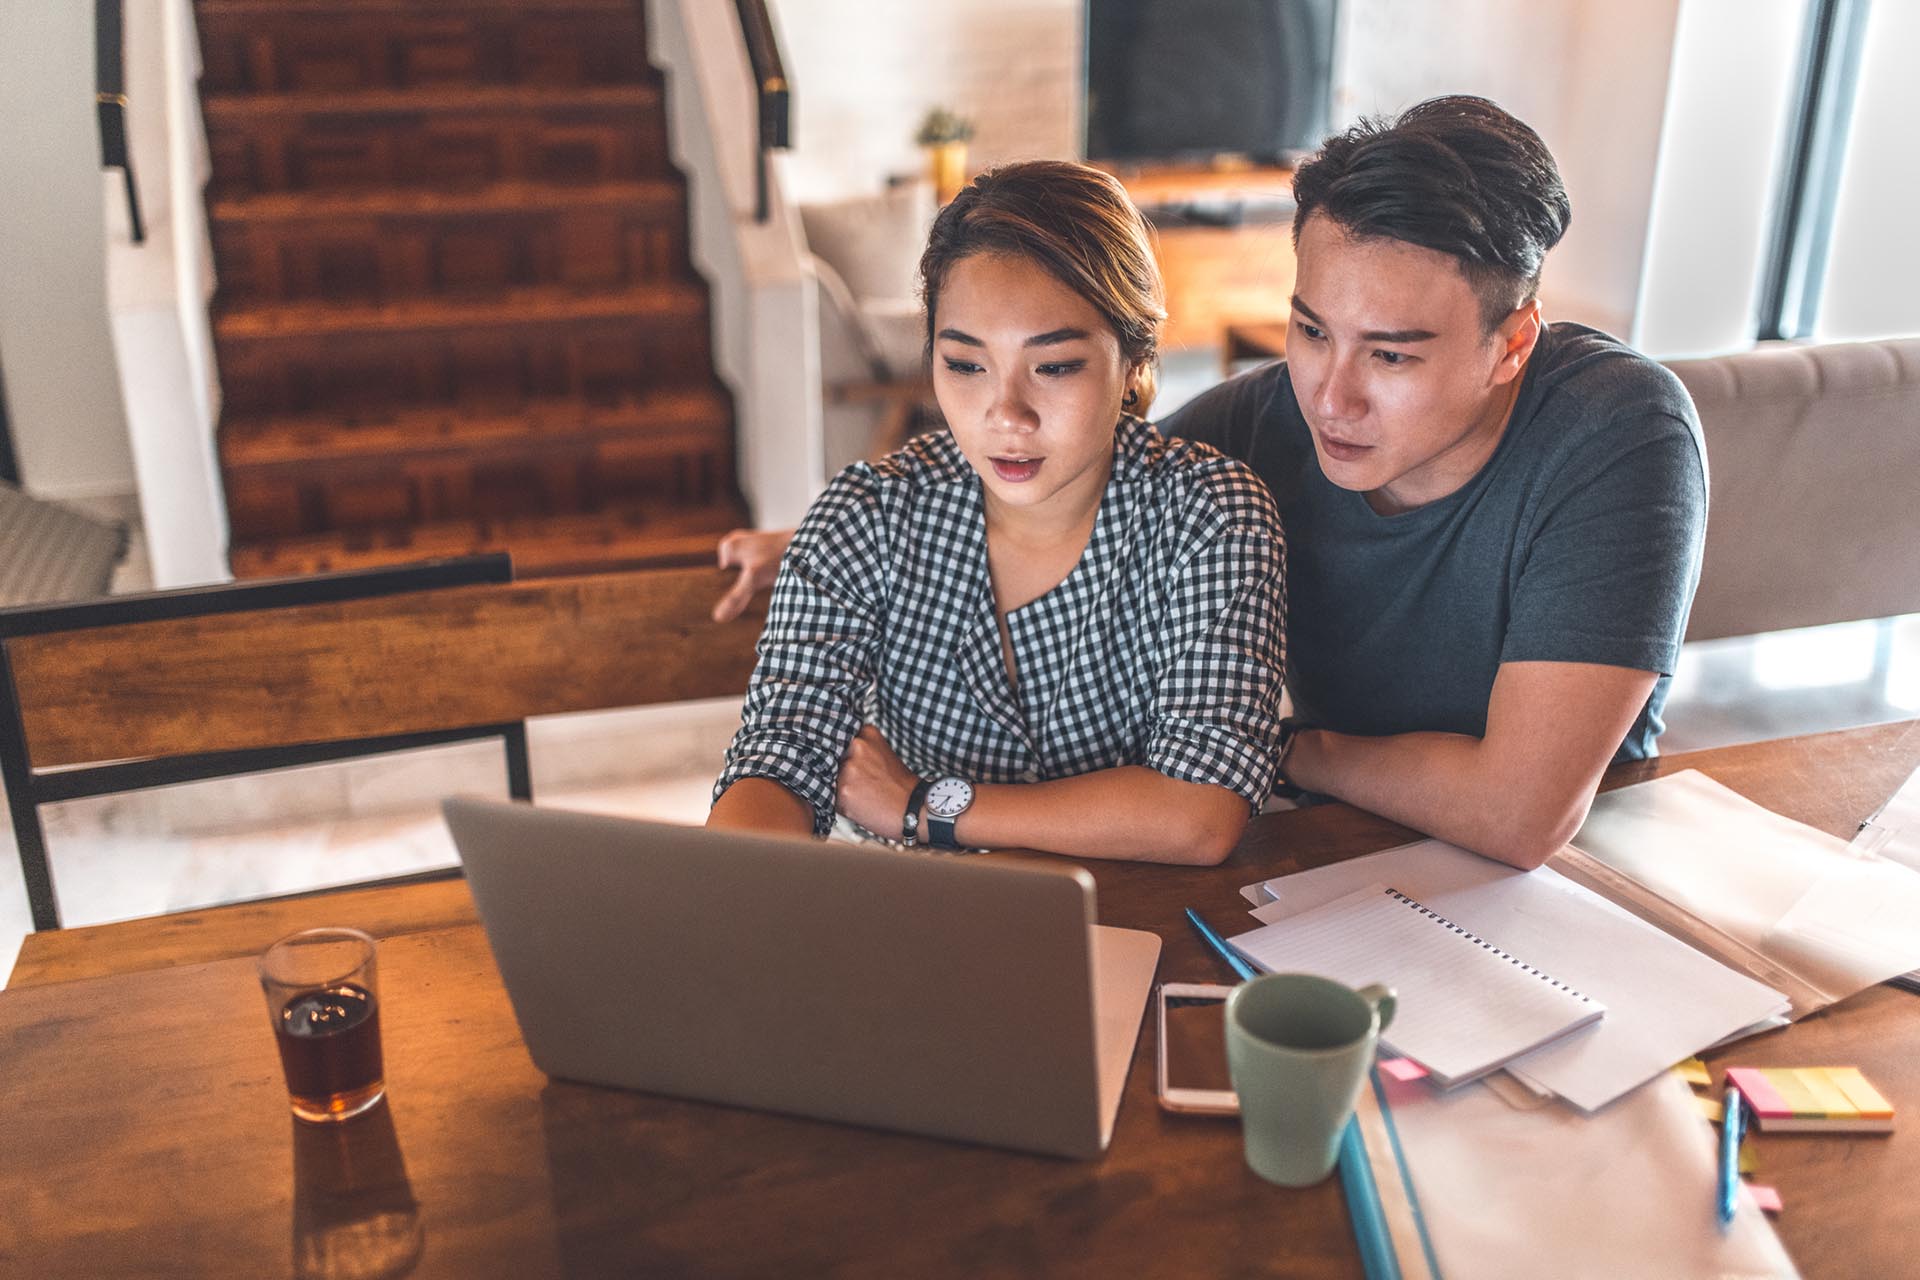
left=934, top=327, right=1093, bottom=348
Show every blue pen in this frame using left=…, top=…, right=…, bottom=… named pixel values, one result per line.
left=1185, top=907, right=1259, bottom=981
left=1338, top=1114, right=1402, bottom=1280
left=1718, top=1083, right=1743, bottom=1225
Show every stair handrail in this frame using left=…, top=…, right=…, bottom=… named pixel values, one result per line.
left=95, top=0, right=147, bottom=245
left=730, top=0, right=791, bottom=222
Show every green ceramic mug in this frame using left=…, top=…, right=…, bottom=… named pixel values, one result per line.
left=1225, top=972, right=1397, bottom=1187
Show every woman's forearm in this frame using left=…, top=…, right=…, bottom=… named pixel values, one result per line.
left=950, top=766, right=1249, bottom=865
left=707, top=777, right=816, bottom=838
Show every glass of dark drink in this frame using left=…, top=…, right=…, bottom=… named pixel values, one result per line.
left=260, top=927, right=386, bottom=1124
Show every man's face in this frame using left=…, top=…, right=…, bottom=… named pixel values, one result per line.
left=1287, top=212, right=1537, bottom=514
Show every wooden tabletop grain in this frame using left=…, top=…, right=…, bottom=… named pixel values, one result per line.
left=4, top=720, right=1916, bottom=1278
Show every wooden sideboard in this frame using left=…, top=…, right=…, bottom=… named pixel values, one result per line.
left=1109, top=163, right=1297, bottom=352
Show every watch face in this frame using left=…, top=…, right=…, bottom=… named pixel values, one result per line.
left=926, top=777, right=974, bottom=818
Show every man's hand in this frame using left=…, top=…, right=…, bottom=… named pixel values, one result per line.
left=835, top=726, right=920, bottom=839
left=712, top=528, right=793, bottom=623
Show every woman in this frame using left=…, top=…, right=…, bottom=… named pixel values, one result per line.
left=707, top=161, right=1285, bottom=865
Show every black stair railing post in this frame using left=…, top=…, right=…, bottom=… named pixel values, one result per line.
left=95, top=0, right=146, bottom=244
left=730, top=0, right=792, bottom=222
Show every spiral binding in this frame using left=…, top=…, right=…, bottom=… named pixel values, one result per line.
left=1383, top=887, right=1598, bottom=1004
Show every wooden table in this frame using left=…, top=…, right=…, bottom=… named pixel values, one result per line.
left=5, top=722, right=1916, bottom=1277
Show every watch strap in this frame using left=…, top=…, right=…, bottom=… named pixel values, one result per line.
left=903, top=778, right=933, bottom=846
left=928, top=810, right=960, bottom=850
left=1273, top=717, right=1308, bottom=801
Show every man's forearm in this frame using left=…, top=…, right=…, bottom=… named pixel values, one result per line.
left=1284, top=728, right=1596, bottom=870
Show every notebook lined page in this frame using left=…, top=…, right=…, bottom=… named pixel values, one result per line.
left=1227, top=884, right=1605, bottom=1087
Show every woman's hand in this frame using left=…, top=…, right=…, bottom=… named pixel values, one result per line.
left=836, top=726, right=921, bottom=838
left=712, top=528, right=794, bottom=622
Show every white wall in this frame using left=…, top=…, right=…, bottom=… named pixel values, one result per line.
left=771, top=0, right=1683, bottom=340
left=107, top=0, right=231, bottom=587
left=651, top=0, right=825, bottom=528
left=1334, top=0, right=1683, bottom=339
left=0, top=3, right=137, bottom=500
left=1634, top=0, right=1807, bottom=359
left=771, top=0, right=1081, bottom=203
left=1815, top=0, right=1920, bottom=343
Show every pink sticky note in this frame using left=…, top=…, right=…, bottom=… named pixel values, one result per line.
left=1747, top=1184, right=1783, bottom=1214
left=1380, top=1058, right=1428, bottom=1083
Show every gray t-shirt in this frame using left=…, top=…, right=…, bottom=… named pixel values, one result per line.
left=1160, top=322, right=1708, bottom=760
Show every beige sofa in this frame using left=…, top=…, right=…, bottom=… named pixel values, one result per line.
left=1666, top=336, right=1920, bottom=642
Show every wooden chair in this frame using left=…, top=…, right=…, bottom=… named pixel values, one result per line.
left=0, top=556, right=765, bottom=931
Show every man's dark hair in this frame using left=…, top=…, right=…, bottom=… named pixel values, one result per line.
left=1291, top=96, right=1571, bottom=334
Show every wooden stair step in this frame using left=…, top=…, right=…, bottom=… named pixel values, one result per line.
left=199, top=0, right=636, bottom=13
left=227, top=502, right=749, bottom=580
left=220, top=390, right=731, bottom=471
left=210, top=179, right=681, bottom=224
left=203, top=83, right=671, bottom=194
left=197, top=0, right=647, bottom=95
left=202, top=83, right=661, bottom=124
left=210, top=180, right=691, bottom=305
left=214, top=284, right=706, bottom=343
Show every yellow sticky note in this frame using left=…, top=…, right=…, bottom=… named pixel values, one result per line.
left=1799, top=1067, right=1858, bottom=1117
left=1768, top=1067, right=1829, bottom=1118
left=1694, top=1093, right=1724, bottom=1123
left=1826, top=1066, right=1895, bottom=1119
left=1739, top=1135, right=1759, bottom=1175
left=1674, top=1058, right=1712, bottom=1089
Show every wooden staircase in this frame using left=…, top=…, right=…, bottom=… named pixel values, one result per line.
left=196, top=0, right=747, bottom=578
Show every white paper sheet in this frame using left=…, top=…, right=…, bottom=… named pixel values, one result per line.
left=1852, top=762, right=1920, bottom=986
left=1228, top=884, right=1605, bottom=1087
left=1854, top=761, right=1920, bottom=872
left=1384, top=1072, right=1798, bottom=1279
left=1575, top=770, right=1920, bottom=1002
left=1245, top=840, right=1789, bottom=1112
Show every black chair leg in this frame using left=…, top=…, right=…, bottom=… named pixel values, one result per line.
left=8, top=798, right=58, bottom=933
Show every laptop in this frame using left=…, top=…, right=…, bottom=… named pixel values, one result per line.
left=442, top=797, right=1161, bottom=1159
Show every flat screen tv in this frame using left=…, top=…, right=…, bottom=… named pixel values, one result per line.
left=1084, top=0, right=1337, bottom=167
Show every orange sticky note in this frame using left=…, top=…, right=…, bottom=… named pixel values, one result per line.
left=1380, top=1057, right=1428, bottom=1083
left=1748, top=1183, right=1783, bottom=1214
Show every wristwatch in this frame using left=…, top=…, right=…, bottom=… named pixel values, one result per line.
left=903, top=778, right=934, bottom=846
left=924, top=776, right=976, bottom=851
left=1273, top=717, right=1308, bottom=801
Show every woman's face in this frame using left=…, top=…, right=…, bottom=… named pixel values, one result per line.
left=931, top=252, right=1138, bottom=524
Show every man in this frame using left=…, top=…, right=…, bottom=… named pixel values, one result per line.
left=713, top=96, right=1707, bottom=871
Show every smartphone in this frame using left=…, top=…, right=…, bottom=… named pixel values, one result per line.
left=1155, top=982, right=1240, bottom=1115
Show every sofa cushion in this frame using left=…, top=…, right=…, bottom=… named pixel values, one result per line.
left=1666, top=337, right=1920, bottom=641
left=799, top=182, right=934, bottom=310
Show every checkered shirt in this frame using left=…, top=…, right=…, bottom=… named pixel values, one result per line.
left=713, top=417, right=1288, bottom=836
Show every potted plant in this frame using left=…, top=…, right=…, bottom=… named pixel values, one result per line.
left=915, top=107, right=975, bottom=204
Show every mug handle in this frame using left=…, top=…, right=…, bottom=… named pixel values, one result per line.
left=1356, top=983, right=1397, bottom=1034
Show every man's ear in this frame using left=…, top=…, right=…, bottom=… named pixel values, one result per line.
left=1492, top=300, right=1543, bottom=386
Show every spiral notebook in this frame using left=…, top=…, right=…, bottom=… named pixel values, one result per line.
left=1227, top=883, right=1606, bottom=1088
